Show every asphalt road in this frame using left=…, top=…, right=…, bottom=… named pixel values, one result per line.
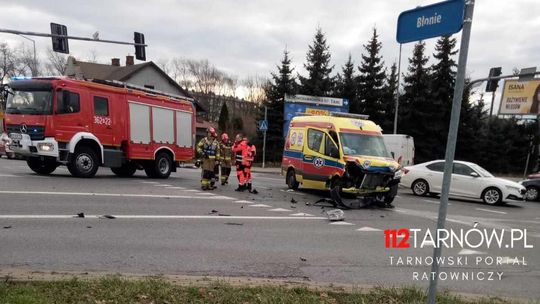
left=0, top=157, right=539, bottom=299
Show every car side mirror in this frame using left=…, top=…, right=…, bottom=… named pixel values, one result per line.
left=470, top=172, right=479, bottom=178
left=330, top=146, right=339, bottom=159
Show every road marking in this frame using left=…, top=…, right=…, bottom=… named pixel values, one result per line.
left=422, top=199, right=452, bottom=206
left=446, top=218, right=470, bottom=225
left=249, top=204, right=271, bottom=208
left=234, top=200, right=253, bottom=204
left=141, top=181, right=159, bottom=184
left=0, top=214, right=328, bottom=220
left=0, top=190, right=234, bottom=200
left=269, top=208, right=292, bottom=212
left=394, top=209, right=408, bottom=213
left=329, top=221, right=354, bottom=226
left=475, top=208, right=507, bottom=215
left=154, top=184, right=173, bottom=187
left=182, top=189, right=200, bottom=192
left=165, top=187, right=186, bottom=190
left=356, top=227, right=382, bottom=232
left=0, top=174, right=17, bottom=177
left=458, top=249, right=486, bottom=255
left=195, top=192, right=215, bottom=196
left=290, top=213, right=314, bottom=217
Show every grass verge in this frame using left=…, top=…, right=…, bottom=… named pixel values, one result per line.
left=0, top=276, right=517, bottom=304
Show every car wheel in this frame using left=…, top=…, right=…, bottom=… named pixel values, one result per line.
left=67, top=146, right=99, bottom=178
left=26, top=156, right=58, bottom=175
left=286, top=168, right=299, bottom=190
left=525, top=186, right=539, bottom=201
left=482, top=187, right=503, bottom=205
left=412, top=179, right=429, bottom=196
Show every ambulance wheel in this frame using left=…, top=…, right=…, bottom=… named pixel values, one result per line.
left=286, top=168, right=299, bottom=190
left=68, top=146, right=99, bottom=178
left=330, top=177, right=342, bottom=193
left=145, top=152, right=172, bottom=179
left=26, top=156, right=58, bottom=175
left=111, top=162, right=137, bottom=177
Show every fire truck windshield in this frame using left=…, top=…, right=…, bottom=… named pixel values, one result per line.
left=339, top=132, right=391, bottom=158
left=6, top=90, right=53, bottom=115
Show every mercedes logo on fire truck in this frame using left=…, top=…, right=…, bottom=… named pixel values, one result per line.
left=20, top=124, right=28, bottom=134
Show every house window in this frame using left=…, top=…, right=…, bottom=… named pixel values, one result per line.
left=144, top=85, right=155, bottom=90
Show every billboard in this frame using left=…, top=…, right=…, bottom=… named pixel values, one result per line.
left=499, top=79, right=540, bottom=115
left=283, top=94, right=349, bottom=137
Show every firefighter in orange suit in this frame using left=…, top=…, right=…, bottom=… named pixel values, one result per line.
left=243, top=137, right=257, bottom=192
left=233, top=134, right=248, bottom=191
left=196, top=127, right=220, bottom=190
left=218, top=133, right=233, bottom=185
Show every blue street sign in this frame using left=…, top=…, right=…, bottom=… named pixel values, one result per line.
left=258, top=119, right=268, bottom=131
left=397, top=0, right=465, bottom=44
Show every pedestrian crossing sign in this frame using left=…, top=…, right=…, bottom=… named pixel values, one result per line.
left=258, top=120, right=268, bottom=131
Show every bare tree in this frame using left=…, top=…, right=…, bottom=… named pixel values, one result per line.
left=242, top=75, right=268, bottom=103
left=171, top=58, right=194, bottom=91
left=45, top=48, right=67, bottom=75
left=156, top=58, right=171, bottom=75
left=0, top=43, right=17, bottom=84
left=16, top=43, right=41, bottom=76
left=86, top=49, right=99, bottom=63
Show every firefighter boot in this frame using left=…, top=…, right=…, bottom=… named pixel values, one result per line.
left=247, top=183, right=252, bottom=192
left=235, top=184, right=245, bottom=192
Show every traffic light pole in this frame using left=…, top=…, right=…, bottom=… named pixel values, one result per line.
left=0, top=28, right=147, bottom=47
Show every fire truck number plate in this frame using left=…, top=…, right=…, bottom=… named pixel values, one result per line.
left=94, top=116, right=112, bottom=126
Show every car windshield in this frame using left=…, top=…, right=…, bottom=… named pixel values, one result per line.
left=6, top=89, right=53, bottom=115
left=339, top=132, right=391, bottom=157
left=470, top=164, right=494, bottom=177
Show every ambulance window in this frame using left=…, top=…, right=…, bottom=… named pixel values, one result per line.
left=56, top=90, right=80, bottom=114
left=307, top=129, right=323, bottom=152
left=325, top=135, right=339, bottom=157
left=93, top=96, right=109, bottom=116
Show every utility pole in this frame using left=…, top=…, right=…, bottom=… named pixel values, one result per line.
left=262, top=106, right=267, bottom=168
left=393, top=43, right=402, bottom=134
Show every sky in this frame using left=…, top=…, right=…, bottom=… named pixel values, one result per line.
left=1, top=0, right=539, bottom=105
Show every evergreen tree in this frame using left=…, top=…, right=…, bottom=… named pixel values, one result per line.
left=456, top=81, right=486, bottom=163
left=381, top=62, right=398, bottom=133
left=336, top=54, right=356, bottom=111
left=258, top=49, right=298, bottom=162
left=298, top=27, right=334, bottom=97
left=430, top=35, right=458, bottom=158
left=218, top=102, right=229, bottom=133
left=400, top=41, right=432, bottom=163
left=357, top=28, right=386, bottom=123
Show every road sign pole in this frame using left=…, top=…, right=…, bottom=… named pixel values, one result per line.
left=262, top=106, right=267, bottom=168
left=426, top=1, right=475, bottom=304
left=393, top=43, right=402, bottom=134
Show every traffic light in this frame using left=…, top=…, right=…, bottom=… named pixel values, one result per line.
left=485, top=67, right=502, bottom=92
left=134, top=32, right=146, bottom=61
left=50, top=23, right=69, bottom=54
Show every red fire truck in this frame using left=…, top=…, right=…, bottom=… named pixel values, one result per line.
left=2, top=77, right=196, bottom=178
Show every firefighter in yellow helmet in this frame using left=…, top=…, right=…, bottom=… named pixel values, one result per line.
left=196, top=127, right=220, bottom=190
left=218, top=133, right=233, bottom=185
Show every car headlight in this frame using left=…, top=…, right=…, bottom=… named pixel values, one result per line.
left=394, top=170, right=403, bottom=179
left=37, top=143, right=54, bottom=152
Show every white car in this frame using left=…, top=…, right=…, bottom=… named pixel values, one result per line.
left=400, top=160, right=526, bottom=205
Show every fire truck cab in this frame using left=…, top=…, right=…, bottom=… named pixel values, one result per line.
left=3, top=77, right=195, bottom=178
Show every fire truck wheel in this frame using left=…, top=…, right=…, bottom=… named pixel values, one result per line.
left=111, top=162, right=137, bottom=177
left=145, top=152, right=172, bottom=179
left=68, top=146, right=99, bottom=178
left=26, top=156, right=58, bottom=175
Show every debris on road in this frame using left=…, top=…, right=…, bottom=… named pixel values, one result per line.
left=76, top=213, right=85, bottom=218
left=209, top=209, right=219, bottom=214
left=300, top=257, right=307, bottom=262
left=251, top=189, right=258, bottom=194
left=100, top=215, right=116, bottom=219
left=305, top=202, right=310, bottom=206
left=290, top=198, right=297, bottom=204
left=86, top=226, right=92, bottom=229
left=225, top=222, right=244, bottom=226
left=3, top=225, right=12, bottom=229
left=290, top=205, right=297, bottom=209
left=218, top=213, right=231, bottom=216
left=326, top=209, right=345, bottom=221
left=286, top=189, right=295, bottom=192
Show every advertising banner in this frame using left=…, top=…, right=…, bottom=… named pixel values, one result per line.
left=499, top=79, right=540, bottom=115
left=283, top=94, right=349, bottom=137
